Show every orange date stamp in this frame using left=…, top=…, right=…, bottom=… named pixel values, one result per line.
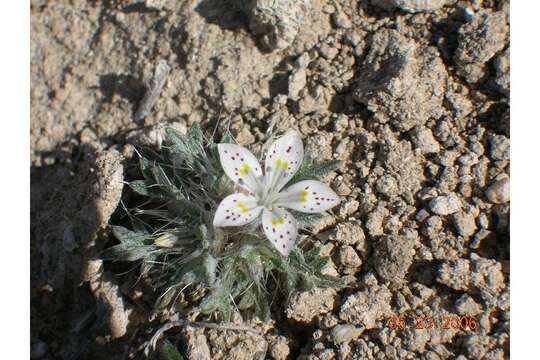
left=387, top=314, right=477, bottom=331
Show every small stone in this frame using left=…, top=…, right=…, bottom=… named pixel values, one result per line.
left=452, top=211, right=477, bottom=237
left=353, top=29, right=447, bottom=131
left=455, top=294, right=482, bottom=316
left=185, top=332, right=212, bottom=360
left=288, top=68, right=307, bottom=100
left=142, top=0, right=167, bottom=10
left=331, top=324, right=363, bottom=344
left=286, top=288, right=339, bottom=324
left=371, top=0, right=454, bottom=13
left=332, top=221, right=365, bottom=247
left=494, top=47, right=510, bottom=96
left=339, top=199, right=359, bottom=218
left=488, top=134, right=510, bottom=161
left=485, top=178, right=510, bottom=204
left=268, top=335, right=290, bottom=360
left=455, top=11, right=508, bottom=83
left=338, top=245, right=362, bottom=274
left=319, top=44, right=339, bottom=60
left=373, top=230, right=417, bottom=285
left=332, top=11, right=352, bottom=29
left=376, top=175, right=398, bottom=196
left=437, top=259, right=471, bottom=291
left=411, top=127, right=440, bottom=154
left=244, top=0, right=312, bottom=51
left=339, top=283, right=392, bottom=328
left=429, top=193, right=461, bottom=215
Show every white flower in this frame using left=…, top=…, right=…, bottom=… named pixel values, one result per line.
left=213, top=131, right=340, bottom=256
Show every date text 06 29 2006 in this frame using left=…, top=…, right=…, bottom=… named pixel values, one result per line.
left=387, top=314, right=477, bottom=331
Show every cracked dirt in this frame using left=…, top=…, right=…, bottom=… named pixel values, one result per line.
left=31, top=0, right=509, bottom=359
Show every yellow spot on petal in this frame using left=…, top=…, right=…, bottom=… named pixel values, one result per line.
left=237, top=201, right=249, bottom=214
left=271, top=217, right=285, bottom=226
left=274, top=159, right=289, bottom=170
left=300, top=190, right=309, bottom=204
left=239, top=163, right=251, bottom=177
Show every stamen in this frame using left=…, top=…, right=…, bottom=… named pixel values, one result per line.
left=271, top=217, right=285, bottom=226
left=239, top=163, right=251, bottom=177
left=237, top=201, right=249, bottom=214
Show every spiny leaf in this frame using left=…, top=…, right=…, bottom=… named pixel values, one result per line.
left=129, top=180, right=150, bottom=196
left=111, top=225, right=149, bottom=245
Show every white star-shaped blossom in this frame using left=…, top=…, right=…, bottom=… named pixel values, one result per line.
left=213, top=131, right=340, bottom=256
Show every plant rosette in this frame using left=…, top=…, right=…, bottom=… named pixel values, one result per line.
left=108, top=124, right=344, bottom=320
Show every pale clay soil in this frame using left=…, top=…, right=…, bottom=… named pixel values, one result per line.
left=31, top=0, right=509, bottom=359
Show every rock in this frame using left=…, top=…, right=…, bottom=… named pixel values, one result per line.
left=493, top=204, right=510, bottom=231
left=184, top=331, right=212, bottom=360
left=378, top=140, right=424, bottom=202
left=353, top=29, right=447, bottom=132
left=244, top=0, right=312, bottom=51
left=318, top=44, right=339, bottom=60
left=338, top=245, right=362, bottom=274
left=494, top=47, right=510, bottom=96
left=485, top=178, right=510, bottom=204
left=87, top=261, right=135, bottom=338
left=331, top=324, right=363, bottom=344
left=429, top=193, right=461, bottom=215
left=470, top=253, right=505, bottom=306
left=373, top=230, right=417, bottom=285
left=411, top=127, right=440, bottom=154
left=338, top=199, right=359, bottom=218
left=452, top=211, right=477, bottom=237
left=438, top=255, right=505, bottom=306
left=331, top=221, right=367, bottom=256
left=206, top=324, right=268, bottom=360
left=332, top=11, right=352, bottom=29
left=288, top=68, right=307, bottom=100
left=268, top=335, right=290, bottom=360
left=437, top=258, right=471, bottom=291
left=455, top=294, right=482, bottom=316
left=366, top=205, right=389, bottom=237
left=455, top=11, right=508, bottom=83
left=488, top=134, right=510, bottom=161
left=339, top=281, right=392, bottom=328
left=375, top=175, right=398, bottom=196
left=286, top=288, right=339, bottom=324
left=371, top=0, right=454, bottom=13
left=93, top=150, right=124, bottom=225
left=137, top=0, right=167, bottom=10
left=422, top=215, right=443, bottom=237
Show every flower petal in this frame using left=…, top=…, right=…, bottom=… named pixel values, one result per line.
left=264, top=131, right=304, bottom=194
left=218, top=143, right=263, bottom=195
left=274, top=180, right=340, bottom=213
left=213, top=193, right=263, bottom=227
left=261, top=207, right=298, bottom=256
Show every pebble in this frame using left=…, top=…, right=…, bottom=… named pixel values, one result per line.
left=319, top=44, right=339, bottom=60
left=485, top=178, right=510, bottom=204
left=288, top=68, right=307, bottom=100
left=331, top=324, right=363, bottom=344
left=429, top=193, right=461, bottom=215
left=332, top=11, right=352, bottom=29
left=411, top=127, right=440, bottom=154
left=488, top=134, right=510, bottom=161
left=452, top=211, right=477, bottom=237
left=338, top=246, right=362, bottom=274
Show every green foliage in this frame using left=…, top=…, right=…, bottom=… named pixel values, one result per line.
left=107, top=125, right=343, bottom=321
left=288, top=152, right=341, bottom=186
left=159, top=340, right=184, bottom=360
